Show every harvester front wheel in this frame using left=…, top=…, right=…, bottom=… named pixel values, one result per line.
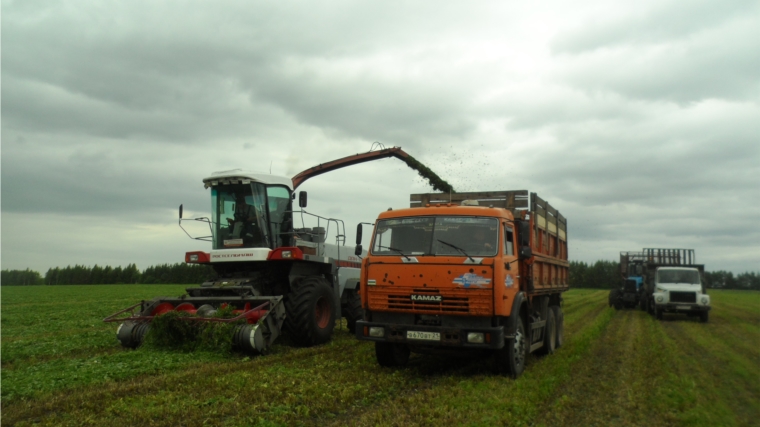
left=285, top=277, right=336, bottom=347
left=343, top=289, right=363, bottom=333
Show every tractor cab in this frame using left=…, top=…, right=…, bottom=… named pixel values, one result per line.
left=203, top=170, right=294, bottom=250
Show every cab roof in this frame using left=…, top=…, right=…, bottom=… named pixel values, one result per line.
left=202, top=170, right=293, bottom=190
left=378, top=205, right=515, bottom=220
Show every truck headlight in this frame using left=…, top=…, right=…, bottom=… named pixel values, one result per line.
left=281, top=250, right=292, bottom=258
left=656, top=296, right=664, bottom=303
left=701, top=296, right=708, bottom=304
left=189, top=254, right=199, bottom=262
left=369, top=327, right=384, bottom=337
left=467, top=332, right=485, bottom=344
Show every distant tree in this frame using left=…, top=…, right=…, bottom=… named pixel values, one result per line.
left=569, top=260, right=619, bottom=288
left=1, top=269, right=44, bottom=286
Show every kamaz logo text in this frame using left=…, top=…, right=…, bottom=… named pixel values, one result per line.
left=410, top=294, right=442, bottom=302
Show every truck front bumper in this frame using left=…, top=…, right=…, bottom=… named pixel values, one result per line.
left=655, top=303, right=711, bottom=313
left=355, top=320, right=506, bottom=349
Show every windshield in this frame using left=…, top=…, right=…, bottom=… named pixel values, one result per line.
left=657, top=269, right=701, bottom=285
left=372, top=216, right=499, bottom=257
left=211, top=183, right=292, bottom=250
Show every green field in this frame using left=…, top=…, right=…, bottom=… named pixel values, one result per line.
left=2, top=286, right=758, bottom=426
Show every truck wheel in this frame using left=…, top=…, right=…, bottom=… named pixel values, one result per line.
left=639, top=297, right=647, bottom=311
left=655, top=306, right=663, bottom=320
left=495, top=316, right=527, bottom=378
left=538, top=309, right=556, bottom=355
left=343, top=289, right=363, bottom=333
left=375, top=342, right=410, bottom=367
left=551, top=306, right=564, bottom=349
left=284, top=277, right=336, bottom=347
left=700, top=311, right=709, bottom=323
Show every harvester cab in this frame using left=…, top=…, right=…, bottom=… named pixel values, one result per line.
left=105, top=147, right=419, bottom=355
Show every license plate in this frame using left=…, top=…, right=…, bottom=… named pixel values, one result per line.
left=677, top=305, right=692, bottom=310
left=407, top=331, right=440, bottom=341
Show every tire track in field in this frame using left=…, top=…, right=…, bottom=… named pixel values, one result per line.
left=318, top=293, right=612, bottom=427
left=1, top=337, right=351, bottom=425
left=538, top=310, right=665, bottom=427
left=663, top=319, right=760, bottom=426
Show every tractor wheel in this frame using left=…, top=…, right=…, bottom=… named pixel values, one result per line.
left=700, top=311, right=709, bottom=323
left=343, top=289, right=363, bottom=334
left=494, top=316, right=527, bottom=378
left=375, top=342, right=410, bottom=367
left=551, top=305, right=564, bottom=349
left=284, top=276, right=336, bottom=347
left=609, top=289, right=623, bottom=309
left=537, top=309, right=556, bottom=355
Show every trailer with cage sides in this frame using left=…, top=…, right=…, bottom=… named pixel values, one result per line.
left=104, top=147, right=420, bottom=354
left=354, top=191, right=569, bottom=378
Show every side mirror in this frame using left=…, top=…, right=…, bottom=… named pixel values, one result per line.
left=516, top=220, right=531, bottom=247
left=354, top=244, right=363, bottom=256
left=179, top=204, right=184, bottom=219
left=356, top=223, right=363, bottom=245
left=518, top=246, right=532, bottom=259
left=299, top=191, right=307, bottom=208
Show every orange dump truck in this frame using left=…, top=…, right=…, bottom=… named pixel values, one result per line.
left=354, top=191, right=569, bottom=377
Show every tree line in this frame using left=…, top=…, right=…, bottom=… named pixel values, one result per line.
left=1, top=263, right=215, bottom=286
left=2, top=261, right=758, bottom=290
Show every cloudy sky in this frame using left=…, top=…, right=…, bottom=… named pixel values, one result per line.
left=2, top=0, right=759, bottom=275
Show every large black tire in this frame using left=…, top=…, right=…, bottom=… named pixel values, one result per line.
left=375, top=342, right=410, bottom=367
left=700, top=311, right=709, bottom=323
left=655, top=306, right=663, bottom=320
left=284, top=276, right=336, bottom=347
left=343, top=289, right=363, bottom=333
left=609, top=289, right=623, bottom=310
left=639, top=296, right=647, bottom=311
left=494, top=316, right=528, bottom=378
left=551, top=305, right=564, bottom=349
left=537, top=309, right=556, bottom=355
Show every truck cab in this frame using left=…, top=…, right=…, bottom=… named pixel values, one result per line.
left=652, top=266, right=711, bottom=322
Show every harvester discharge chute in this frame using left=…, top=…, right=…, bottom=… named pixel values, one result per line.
left=104, top=146, right=445, bottom=354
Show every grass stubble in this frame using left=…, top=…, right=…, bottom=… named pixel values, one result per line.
left=1, top=287, right=758, bottom=426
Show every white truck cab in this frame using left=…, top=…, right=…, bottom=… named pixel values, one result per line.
left=652, top=266, right=711, bottom=322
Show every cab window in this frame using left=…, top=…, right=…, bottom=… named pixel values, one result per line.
left=504, top=226, right=514, bottom=256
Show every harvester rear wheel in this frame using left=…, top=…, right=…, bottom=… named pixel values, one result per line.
left=609, top=289, right=621, bottom=308
left=343, top=289, right=363, bottom=333
left=284, top=276, right=336, bottom=347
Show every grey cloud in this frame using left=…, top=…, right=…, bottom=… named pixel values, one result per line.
left=551, top=0, right=760, bottom=53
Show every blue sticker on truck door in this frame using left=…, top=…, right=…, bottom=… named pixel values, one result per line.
left=453, top=273, right=491, bottom=288
left=505, top=274, right=515, bottom=288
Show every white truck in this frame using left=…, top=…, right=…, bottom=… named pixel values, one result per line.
left=642, top=249, right=711, bottom=322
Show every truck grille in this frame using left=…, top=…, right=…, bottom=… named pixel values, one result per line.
left=670, top=291, right=696, bottom=303
left=368, top=288, right=492, bottom=316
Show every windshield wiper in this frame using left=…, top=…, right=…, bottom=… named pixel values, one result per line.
left=378, top=245, right=411, bottom=261
left=437, top=239, right=475, bottom=263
